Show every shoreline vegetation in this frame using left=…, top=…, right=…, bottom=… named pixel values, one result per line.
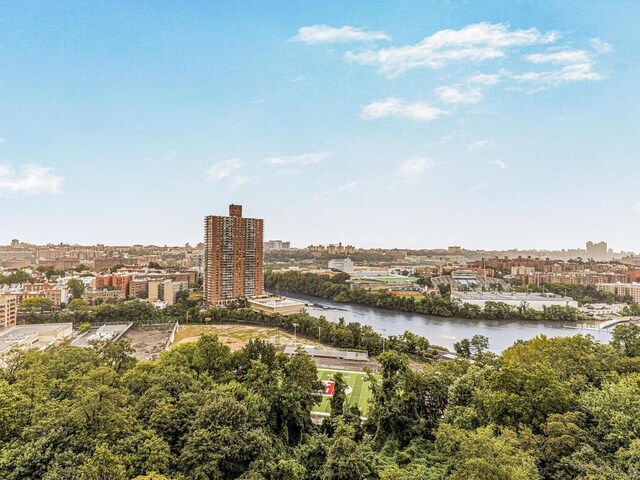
left=26, top=295, right=447, bottom=360
left=265, top=270, right=638, bottom=322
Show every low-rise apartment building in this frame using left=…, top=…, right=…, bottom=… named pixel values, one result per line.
left=82, top=289, right=126, bottom=305
left=520, top=272, right=628, bottom=287
left=0, top=294, right=18, bottom=329
left=22, top=283, right=66, bottom=307
left=159, top=280, right=188, bottom=306
left=597, top=283, right=640, bottom=304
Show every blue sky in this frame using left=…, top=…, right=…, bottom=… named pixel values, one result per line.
left=1, top=1, right=638, bottom=251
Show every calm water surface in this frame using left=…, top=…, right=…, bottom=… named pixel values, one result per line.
left=276, top=291, right=612, bottom=352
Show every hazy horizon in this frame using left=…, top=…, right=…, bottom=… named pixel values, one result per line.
left=2, top=2, right=638, bottom=250
left=2, top=229, right=629, bottom=256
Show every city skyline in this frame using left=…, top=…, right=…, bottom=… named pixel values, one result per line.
left=1, top=2, right=639, bottom=250
left=2, top=233, right=635, bottom=259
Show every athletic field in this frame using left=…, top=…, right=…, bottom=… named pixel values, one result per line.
left=313, top=368, right=376, bottom=417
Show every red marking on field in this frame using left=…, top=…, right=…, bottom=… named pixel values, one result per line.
left=321, top=380, right=335, bottom=396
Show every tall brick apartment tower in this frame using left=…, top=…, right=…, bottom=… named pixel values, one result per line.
left=204, top=205, right=264, bottom=305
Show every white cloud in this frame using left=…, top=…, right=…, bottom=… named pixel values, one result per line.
left=590, top=38, right=613, bottom=54
left=525, top=50, right=591, bottom=64
left=487, top=159, right=506, bottom=169
left=468, top=140, right=491, bottom=151
left=264, top=152, right=329, bottom=166
left=315, top=181, right=360, bottom=200
left=468, top=73, right=501, bottom=85
left=362, top=97, right=445, bottom=121
left=400, top=156, right=436, bottom=175
left=435, top=86, right=483, bottom=104
left=346, top=22, right=559, bottom=77
left=0, top=138, right=5, bottom=145
left=514, top=62, right=604, bottom=90
left=294, top=25, right=389, bottom=44
left=205, top=158, right=243, bottom=184
left=516, top=39, right=611, bottom=91
left=0, top=164, right=63, bottom=195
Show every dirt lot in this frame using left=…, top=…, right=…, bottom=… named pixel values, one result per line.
left=122, top=324, right=175, bottom=361
left=174, top=324, right=321, bottom=351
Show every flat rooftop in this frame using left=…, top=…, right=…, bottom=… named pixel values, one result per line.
left=249, top=297, right=305, bottom=308
left=284, top=345, right=369, bottom=361
left=453, top=292, right=574, bottom=302
left=351, top=274, right=417, bottom=282
left=71, top=323, right=132, bottom=348
left=0, top=323, right=73, bottom=352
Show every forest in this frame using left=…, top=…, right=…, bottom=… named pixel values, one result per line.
left=3, top=323, right=640, bottom=479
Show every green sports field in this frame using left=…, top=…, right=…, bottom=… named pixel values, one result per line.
left=313, top=368, right=377, bottom=417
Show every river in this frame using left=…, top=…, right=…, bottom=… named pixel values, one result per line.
left=275, top=291, right=613, bottom=352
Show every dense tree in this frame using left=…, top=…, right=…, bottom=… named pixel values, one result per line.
left=469, top=335, right=489, bottom=356
left=435, top=425, right=539, bottom=480
left=272, top=459, right=307, bottom=480
left=20, top=296, right=54, bottom=314
left=580, top=373, right=640, bottom=450
left=330, top=372, right=347, bottom=417
left=537, top=412, right=594, bottom=480
left=500, top=334, right=617, bottom=391
left=611, top=323, right=640, bottom=358
left=67, top=278, right=86, bottom=299
left=2, top=269, right=31, bottom=284
left=68, top=298, right=89, bottom=311
left=477, top=362, right=576, bottom=430
left=78, top=445, right=128, bottom=480
left=453, top=338, right=472, bottom=358
left=322, top=423, right=376, bottom=480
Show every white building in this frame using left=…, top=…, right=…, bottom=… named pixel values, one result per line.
left=452, top=292, right=578, bottom=311
left=247, top=296, right=306, bottom=315
left=328, top=258, right=354, bottom=274
left=0, top=323, right=73, bottom=354
left=580, top=303, right=627, bottom=316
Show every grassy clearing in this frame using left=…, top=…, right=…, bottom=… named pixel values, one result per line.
left=314, top=368, right=377, bottom=416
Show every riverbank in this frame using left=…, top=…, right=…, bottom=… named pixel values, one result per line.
left=275, top=290, right=612, bottom=352
left=265, top=270, right=590, bottom=323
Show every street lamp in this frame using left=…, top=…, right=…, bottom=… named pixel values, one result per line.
left=382, top=328, right=386, bottom=353
left=293, top=322, right=299, bottom=346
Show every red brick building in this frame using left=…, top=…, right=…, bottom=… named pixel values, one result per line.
left=204, top=205, right=264, bottom=305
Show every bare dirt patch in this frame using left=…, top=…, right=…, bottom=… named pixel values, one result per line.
left=174, top=323, right=321, bottom=351
left=122, top=324, right=174, bottom=361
